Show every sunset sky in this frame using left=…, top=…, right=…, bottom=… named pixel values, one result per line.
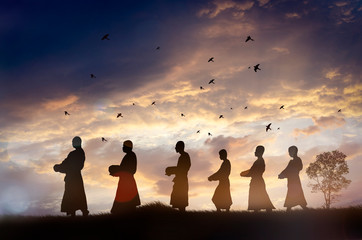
left=1, top=0, right=361, bottom=215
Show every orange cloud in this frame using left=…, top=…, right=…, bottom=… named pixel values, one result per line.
left=43, top=95, right=79, bottom=110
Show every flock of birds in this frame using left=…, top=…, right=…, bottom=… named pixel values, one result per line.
left=64, top=34, right=343, bottom=143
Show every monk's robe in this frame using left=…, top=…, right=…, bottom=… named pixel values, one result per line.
left=279, top=157, right=307, bottom=208
left=209, top=159, right=232, bottom=210
left=241, top=158, right=275, bottom=211
left=109, top=151, right=141, bottom=213
left=54, top=147, right=88, bottom=215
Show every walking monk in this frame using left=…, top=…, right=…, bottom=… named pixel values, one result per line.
left=278, top=146, right=307, bottom=211
left=54, top=136, right=89, bottom=216
left=165, top=141, right=191, bottom=211
left=240, top=145, right=275, bottom=212
left=109, top=140, right=141, bottom=213
left=208, top=149, right=232, bottom=212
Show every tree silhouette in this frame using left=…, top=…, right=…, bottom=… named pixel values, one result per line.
left=306, top=150, right=351, bottom=209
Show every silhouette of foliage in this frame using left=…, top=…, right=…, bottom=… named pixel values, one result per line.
left=306, top=150, right=351, bottom=209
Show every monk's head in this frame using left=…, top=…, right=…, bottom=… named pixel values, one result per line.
left=288, top=146, right=298, bottom=157
left=175, top=141, right=185, bottom=153
left=219, top=149, right=227, bottom=160
left=72, top=136, right=82, bottom=149
left=254, top=145, right=265, bottom=157
left=123, top=140, right=133, bottom=153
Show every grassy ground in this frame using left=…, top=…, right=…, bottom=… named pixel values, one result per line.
left=1, top=203, right=361, bottom=239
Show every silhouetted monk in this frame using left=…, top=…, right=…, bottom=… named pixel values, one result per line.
left=240, top=145, right=275, bottom=212
left=53, top=136, right=89, bottom=216
left=208, top=149, right=232, bottom=212
left=165, top=141, right=191, bottom=211
left=109, top=140, right=141, bottom=213
left=278, top=146, right=307, bottom=211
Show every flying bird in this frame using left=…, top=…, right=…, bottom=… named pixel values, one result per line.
left=245, top=35, right=254, bottom=42
left=132, top=103, right=136, bottom=106
left=254, top=64, right=261, bottom=72
left=338, top=109, right=342, bottom=112
left=151, top=101, right=156, bottom=105
left=197, top=130, right=200, bottom=133
left=244, top=106, right=248, bottom=109
left=266, top=123, right=272, bottom=132
left=208, top=57, right=214, bottom=62
left=64, top=111, right=70, bottom=116
left=208, top=79, right=215, bottom=84
left=230, top=107, right=233, bottom=110
left=280, top=105, right=285, bottom=109
left=102, top=137, right=108, bottom=142
left=117, top=113, right=123, bottom=118
left=101, top=34, right=110, bottom=40
left=277, top=127, right=280, bottom=130
left=181, top=113, right=185, bottom=117
left=200, top=86, right=205, bottom=90
left=208, top=132, right=212, bottom=136
left=90, top=74, right=96, bottom=78
left=156, top=46, right=160, bottom=50
left=219, top=115, right=224, bottom=119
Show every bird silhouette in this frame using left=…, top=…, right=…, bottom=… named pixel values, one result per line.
left=209, top=79, right=215, bottom=84
left=156, top=46, right=160, bottom=50
left=254, top=64, right=261, bottom=72
left=244, top=106, right=248, bottom=109
left=208, top=132, right=212, bottom=136
left=197, top=130, right=200, bottom=133
left=117, top=113, right=123, bottom=118
left=230, top=107, right=233, bottom=110
left=277, top=127, right=280, bottom=130
left=200, top=86, right=205, bottom=90
left=280, top=105, right=285, bottom=109
left=90, top=74, right=96, bottom=78
left=266, top=123, right=272, bottom=132
left=64, top=111, right=70, bottom=116
left=132, top=103, right=136, bottom=106
left=208, top=57, right=214, bottom=62
left=338, top=109, right=342, bottom=112
left=102, top=137, right=108, bottom=142
left=245, top=35, right=254, bottom=42
left=151, top=101, right=156, bottom=105
left=101, top=34, right=110, bottom=40
left=181, top=113, right=185, bottom=117
left=219, top=115, right=224, bottom=119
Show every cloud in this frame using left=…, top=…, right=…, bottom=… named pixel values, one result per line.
left=293, top=125, right=320, bottom=137
left=285, top=13, right=302, bottom=19
left=43, top=95, right=79, bottom=110
left=271, top=47, right=290, bottom=55
left=293, top=116, right=345, bottom=137
left=197, top=0, right=254, bottom=19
